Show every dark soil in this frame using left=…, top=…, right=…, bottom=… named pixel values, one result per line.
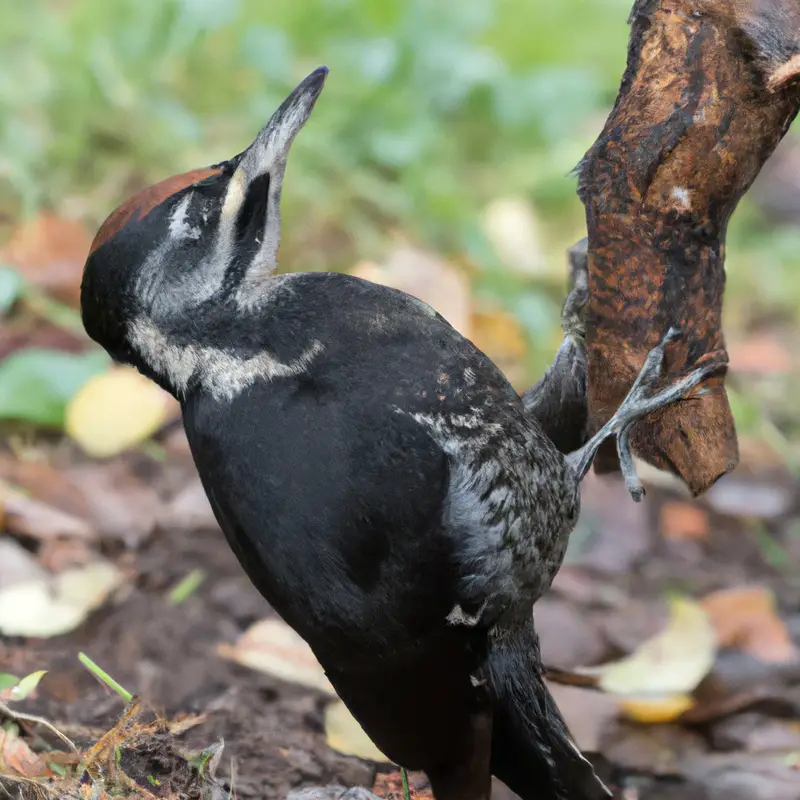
left=1, top=438, right=799, bottom=800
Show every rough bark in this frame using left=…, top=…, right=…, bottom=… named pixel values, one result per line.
left=577, top=0, right=800, bottom=496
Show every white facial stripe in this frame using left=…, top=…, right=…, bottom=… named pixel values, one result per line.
left=128, top=317, right=323, bottom=401
left=221, top=168, right=247, bottom=221
left=168, top=194, right=200, bottom=240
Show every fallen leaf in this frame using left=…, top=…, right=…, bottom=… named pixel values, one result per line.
left=619, top=694, right=695, bottom=724
left=480, top=197, right=546, bottom=278
left=0, top=348, right=110, bottom=427
left=68, top=462, right=163, bottom=547
left=0, top=537, right=48, bottom=589
left=324, top=699, right=389, bottom=763
left=0, top=726, right=48, bottom=777
left=659, top=501, right=710, bottom=542
left=351, top=246, right=472, bottom=336
left=0, top=559, right=123, bottom=637
left=0, top=452, right=92, bottom=520
left=1, top=479, right=95, bottom=541
left=582, top=596, right=716, bottom=696
left=700, top=586, right=798, bottom=664
left=217, top=618, right=336, bottom=695
left=65, top=367, right=177, bottom=458
left=0, top=212, right=91, bottom=306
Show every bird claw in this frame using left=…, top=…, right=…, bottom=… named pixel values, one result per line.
left=567, top=327, right=723, bottom=495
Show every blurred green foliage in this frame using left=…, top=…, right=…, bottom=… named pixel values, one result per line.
left=0, top=0, right=799, bottom=426
left=0, top=0, right=630, bottom=257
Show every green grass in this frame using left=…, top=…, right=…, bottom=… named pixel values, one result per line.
left=1, top=0, right=799, bottom=392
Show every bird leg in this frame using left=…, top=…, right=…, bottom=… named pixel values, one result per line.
left=565, top=327, right=723, bottom=501
left=522, top=238, right=589, bottom=454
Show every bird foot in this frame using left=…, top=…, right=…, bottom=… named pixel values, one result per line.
left=566, top=327, right=723, bottom=500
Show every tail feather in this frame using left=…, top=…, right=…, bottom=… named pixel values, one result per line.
left=485, top=621, right=611, bottom=800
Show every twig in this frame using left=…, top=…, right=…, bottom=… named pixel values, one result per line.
left=0, top=700, right=77, bottom=751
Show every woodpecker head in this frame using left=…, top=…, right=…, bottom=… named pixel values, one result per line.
left=80, top=67, right=328, bottom=384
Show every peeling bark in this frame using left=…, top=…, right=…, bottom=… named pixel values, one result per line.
left=578, top=0, right=800, bottom=496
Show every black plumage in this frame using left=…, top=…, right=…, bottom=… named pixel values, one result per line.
left=80, top=68, right=722, bottom=800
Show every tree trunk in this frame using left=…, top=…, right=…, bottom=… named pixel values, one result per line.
left=578, top=0, right=800, bottom=496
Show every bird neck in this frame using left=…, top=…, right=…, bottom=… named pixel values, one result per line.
left=124, top=291, right=324, bottom=403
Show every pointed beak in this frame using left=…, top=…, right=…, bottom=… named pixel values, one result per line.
left=220, top=66, right=329, bottom=222
left=243, top=66, right=329, bottom=170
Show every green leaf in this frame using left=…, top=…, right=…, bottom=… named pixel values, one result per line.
left=0, top=673, right=19, bottom=692
left=0, top=348, right=110, bottom=427
left=0, top=267, right=24, bottom=315
left=11, top=669, right=47, bottom=701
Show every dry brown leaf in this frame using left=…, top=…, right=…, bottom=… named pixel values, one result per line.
left=0, top=479, right=95, bottom=541
left=323, top=699, right=389, bottom=763
left=65, top=367, right=178, bottom=459
left=0, top=212, right=91, bottom=306
left=0, top=453, right=91, bottom=520
left=659, top=501, right=710, bottom=542
left=217, top=618, right=336, bottom=695
left=0, top=726, right=48, bottom=777
left=68, top=461, right=163, bottom=547
left=700, top=586, right=798, bottom=664
left=350, top=246, right=472, bottom=336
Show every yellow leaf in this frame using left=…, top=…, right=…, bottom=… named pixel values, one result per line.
left=0, top=560, right=123, bottom=638
left=217, top=618, right=336, bottom=696
left=589, top=597, right=716, bottom=696
left=619, top=694, right=695, bottom=724
left=66, top=367, right=175, bottom=458
left=324, top=699, right=389, bottom=763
